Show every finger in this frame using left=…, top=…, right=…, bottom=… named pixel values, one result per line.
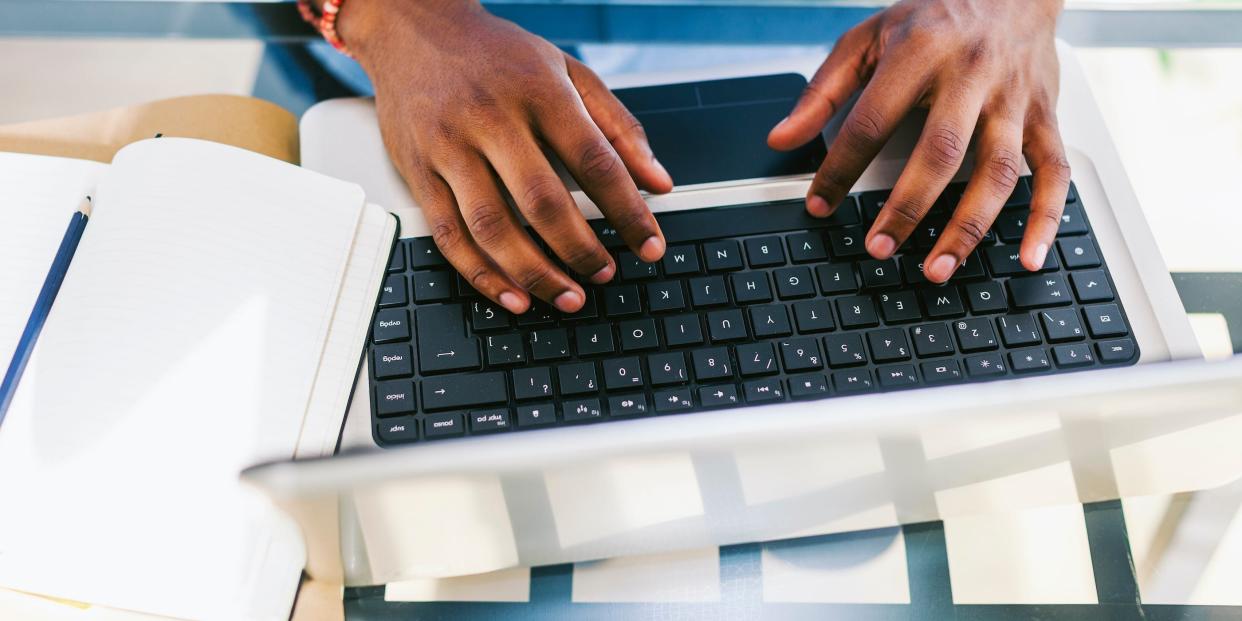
left=1021, top=114, right=1071, bottom=271
left=924, top=115, right=1024, bottom=282
left=443, top=154, right=589, bottom=312
left=566, top=55, right=674, bottom=194
left=768, top=15, right=880, bottom=151
left=482, top=132, right=619, bottom=293
left=805, top=51, right=930, bottom=220
left=408, top=169, right=531, bottom=315
left=866, top=83, right=987, bottom=259
left=534, top=99, right=666, bottom=264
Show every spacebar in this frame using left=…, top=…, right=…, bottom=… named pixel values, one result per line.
left=421, top=372, right=507, bottom=411
left=590, top=201, right=830, bottom=248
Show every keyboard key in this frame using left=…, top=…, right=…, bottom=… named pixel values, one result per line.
left=1008, top=273, right=1072, bottom=309
left=603, top=357, right=645, bottom=390
left=705, top=309, right=746, bottom=343
left=1058, top=238, right=1101, bottom=269
left=1006, top=178, right=1033, bottom=207
left=953, top=318, right=999, bottom=352
left=648, top=352, right=689, bottom=385
left=774, top=266, right=816, bottom=299
left=824, top=333, right=868, bottom=367
left=469, top=408, right=511, bottom=433
left=373, top=308, right=411, bottom=343
left=558, top=362, right=599, bottom=395
left=965, top=353, right=1007, bottom=378
left=516, top=403, right=557, bottom=428
left=780, top=338, right=824, bottom=371
left=828, top=227, right=868, bottom=258
left=793, top=299, right=836, bottom=333
left=985, top=244, right=1058, bottom=275
left=860, top=190, right=890, bottom=222
left=454, top=273, right=479, bottom=298
left=827, top=197, right=862, bottom=227
left=1083, top=303, right=1128, bottom=338
left=1071, top=270, right=1114, bottom=303
left=379, top=274, right=408, bottom=307
left=950, top=252, right=988, bottom=282
left=832, top=369, right=875, bottom=394
left=654, top=388, right=694, bottom=413
left=1009, top=348, right=1051, bottom=373
left=692, top=347, right=733, bottom=380
left=563, top=290, right=600, bottom=321
left=879, top=291, right=922, bottom=323
left=516, top=303, right=557, bottom=328
left=731, top=272, right=773, bottom=304
left=921, top=359, right=964, bottom=385
left=575, top=323, right=616, bottom=356
left=1038, top=308, right=1086, bottom=342
left=471, top=300, right=512, bottom=331
left=422, top=372, right=507, bottom=411
left=689, top=276, right=730, bottom=307
left=867, top=328, right=912, bottom=363
left=836, top=295, right=880, bottom=329
left=786, top=231, right=828, bottom=263
left=563, top=398, right=605, bottom=422
left=662, top=245, right=701, bottom=276
left=485, top=333, right=526, bottom=366
left=745, top=236, right=786, bottom=267
left=377, top=416, right=419, bottom=444
left=412, top=270, right=453, bottom=303
left=816, top=263, right=858, bottom=295
left=745, top=378, right=785, bottom=403
left=647, top=281, right=687, bottom=313
left=1057, top=204, right=1089, bottom=236
left=374, top=380, right=416, bottom=416
left=618, top=251, right=659, bottom=281
left=424, top=412, right=465, bottom=438
left=877, top=364, right=920, bottom=389
left=703, top=240, right=743, bottom=272
left=1053, top=343, right=1096, bottom=368
left=921, top=287, right=966, bottom=318
left=416, top=304, right=481, bottom=373
left=619, top=318, right=660, bottom=351
left=998, top=313, right=1041, bottom=347
left=529, top=328, right=570, bottom=361
left=913, top=217, right=947, bottom=250
left=994, top=210, right=1028, bottom=243
left=608, top=394, right=649, bottom=417
left=372, top=344, right=414, bottom=379
left=910, top=323, right=954, bottom=358
left=900, top=255, right=930, bottom=285
left=965, top=281, right=1009, bottom=314
left=1097, top=338, right=1137, bottom=364
left=512, top=366, right=554, bottom=400
left=664, top=314, right=705, bottom=347
left=750, top=304, right=793, bottom=338
left=860, top=259, right=902, bottom=289
left=699, top=384, right=740, bottom=408
left=387, top=242, right=406, bottom=273
left=788, top=374, right=829, bottom=399
left=737, top=342, right=779, bottom=377
left=411, top=237, right=448, bottom=268
left=604, top=285, right=642, bottom=316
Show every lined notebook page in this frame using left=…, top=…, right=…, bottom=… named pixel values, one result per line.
left=0, top=152, right=106, bottom=371
left=0, top=138, right=368, bottom=621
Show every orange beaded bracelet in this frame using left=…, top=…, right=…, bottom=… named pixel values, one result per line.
left=298, top=0, right=352, bottom=57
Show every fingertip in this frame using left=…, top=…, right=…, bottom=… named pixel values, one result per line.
left=644, top=157, right=674, bottom=194
left=1024, top=242, right=1050, bottom=272
left=806, top=194, right=832, bottom=218
left=589, top=262, right=616, bottom=285
left=553, top=289, right=585, bottom=313
left=639, top=235, right=666, bottom=262
left=926, top=254, right=958, bottom=284
left=866, top=232, right=896, bottom=260
left=499, top=291, right=529, bottom=315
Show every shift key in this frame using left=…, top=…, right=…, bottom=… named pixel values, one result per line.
left=422, top=372, right=508, bottom=411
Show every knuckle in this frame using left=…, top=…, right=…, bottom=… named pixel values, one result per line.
left=924, top=125, right=967, bottom=170
left=841, top=105, right=886, bottom=149
left=1032, top=204, right=1064, bottom=227
left=464, top=202, right=511, bottom=246
left=885, top=197, right=925, bottom=227
left=577, top=140, right=620, bottom=186
left=430, top=219, right=463, bottom=252
left=983, top=148, right=1023, bottom=194
left=521, top=177, right=570, bottom=226
left=467, top=265, right=494, bottom=292
left=560, top=241, right=609, bottom=273
left=1042, top=154, right=1072, bottom=185
left=517, top=261, right=557, bottom=292
left=813, top=166, right=852, bottom=203
left=950, top=213, right=990, bottom=247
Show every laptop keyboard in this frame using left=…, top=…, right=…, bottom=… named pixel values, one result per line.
left=367, top=176, right=1139, bottom=446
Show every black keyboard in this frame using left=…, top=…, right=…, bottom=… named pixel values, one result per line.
left=367, top=176, right=1138, bottom=446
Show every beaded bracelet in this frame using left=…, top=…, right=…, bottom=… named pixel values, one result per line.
left=297, top=0, right=352, bottom=57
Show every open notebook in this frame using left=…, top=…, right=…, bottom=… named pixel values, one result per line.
left=0, top=138, right=396, bottom=620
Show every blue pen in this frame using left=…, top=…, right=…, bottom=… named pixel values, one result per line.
left=0, top=197, right=91, bottom=423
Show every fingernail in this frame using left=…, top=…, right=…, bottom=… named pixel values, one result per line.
left=867, top=233, right=896, bottom=259
left=807, top=195, right=831, bottom=217
left=1030, top=243, right=1049, bottom=270
left=927, top=254, right=959, bottom=283
left=499, top=291, right=527, bottom=315
left=553, top=290, right=584, bottom=313
left=773, top=116, right=790, bottom=131
left=651, top=157, right=671, bottom=182
left=639, top=235, right=665, bottom=262
left=589, top=263, right=615, bottom=285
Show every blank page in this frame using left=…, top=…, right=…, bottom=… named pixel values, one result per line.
left=0, top=138, right=368, bottom=621
left=0, top=152, right=106, bottom=372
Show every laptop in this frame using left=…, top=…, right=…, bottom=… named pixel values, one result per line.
left=266, top=45, right=1216, bottom=583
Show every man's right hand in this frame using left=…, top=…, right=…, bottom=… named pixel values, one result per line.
left=341, top=0, right=673, bottom=315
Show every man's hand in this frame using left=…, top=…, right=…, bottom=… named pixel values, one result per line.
left=341, top=0, right=673, bottom=314
left=769, top=0, right=1069, bottom=282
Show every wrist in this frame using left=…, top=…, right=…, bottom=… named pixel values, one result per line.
left=339, top=0, right=484, bottom=64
